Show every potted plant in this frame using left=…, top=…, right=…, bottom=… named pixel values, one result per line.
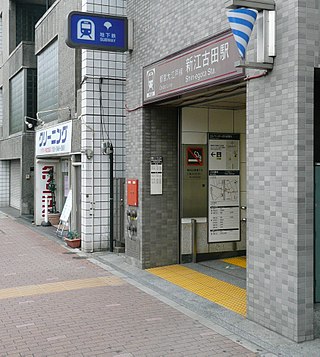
left=47, top=168, right=60, bottom=225
left=64, top=230, right=81, bottom=248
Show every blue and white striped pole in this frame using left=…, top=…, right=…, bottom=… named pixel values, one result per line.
left=226, top=8, right=258, bottom=59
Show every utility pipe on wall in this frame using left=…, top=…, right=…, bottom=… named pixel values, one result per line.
left=109, top=142, right=114, bottom=252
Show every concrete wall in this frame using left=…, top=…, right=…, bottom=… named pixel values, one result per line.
left=21, top=132, right=35, bottom=215
left=0, top=44, right=36, bottom=215
left=0, top=1, right=40, bottom=215
left=0, top=41, right=36, bottom=140
left=0, top=0, right=11, bottom=61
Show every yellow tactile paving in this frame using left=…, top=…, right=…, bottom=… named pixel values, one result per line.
left=147, top=265, right=246, bottom=316
left=222, top=256, right=247, bottom=269
left=0, top=276, right=124, bottom=300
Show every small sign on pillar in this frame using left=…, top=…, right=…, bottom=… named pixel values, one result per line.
left=150, top=156, right=163, bottom=195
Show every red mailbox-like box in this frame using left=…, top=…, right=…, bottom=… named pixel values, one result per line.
left=127, top=179, right=138, bottom=206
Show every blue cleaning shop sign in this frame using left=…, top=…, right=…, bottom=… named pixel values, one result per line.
left=66, top=11, right=128, bottom=52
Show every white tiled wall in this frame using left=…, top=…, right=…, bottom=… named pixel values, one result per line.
left=81, top=0, right=126, bottom=252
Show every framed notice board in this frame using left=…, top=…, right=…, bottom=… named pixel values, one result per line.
left=208, top=133, right=240, bottom=243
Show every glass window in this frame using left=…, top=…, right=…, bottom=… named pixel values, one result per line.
left=27, top=69, right=37, bottom=119
left=37, top=40, right=58, bottom=122
left=16, top=4, right=46, bottom=46
left=9, top=70, right=25, bottom=134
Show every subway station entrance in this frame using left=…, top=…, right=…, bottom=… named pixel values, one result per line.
left=142, top=29, right=248, bottom=315
left=146, top=79, right=248, bottom=316
left=178, top=89, right=246, bottom=264
left=143, top=30, right=247, bottom=266
left=160, top=81, right=247, bottom=264
left=134, top=3, right=318, bottom=343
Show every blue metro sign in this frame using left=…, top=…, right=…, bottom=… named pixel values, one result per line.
left=66, top=11, right=128, bottom=52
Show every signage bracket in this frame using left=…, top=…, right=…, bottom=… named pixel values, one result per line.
left=226, top=1, right=276, bottom=71
left=235, top=59, right=273, bottom=71
left=225, top=0, right=275, bottom=10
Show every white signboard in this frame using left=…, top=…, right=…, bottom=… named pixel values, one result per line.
left=209, top=207, right=240, bottom=241
left=150, top=157, right=163, bottom=195
left=60, top=190, right=72, bottom=223
left=208, top=133, right=240, bottom=243
left=35, top=121, right=72, bottom=156
left=209, top=139, right=239, bottom=171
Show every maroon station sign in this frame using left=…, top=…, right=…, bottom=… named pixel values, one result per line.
left=143, top=30, right=244, bottom=104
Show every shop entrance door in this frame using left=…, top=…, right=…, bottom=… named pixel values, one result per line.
left=315, top=164, right=320, bottom=302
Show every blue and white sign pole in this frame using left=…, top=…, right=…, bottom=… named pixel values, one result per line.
left=66, top=11, right=128, bottom=52
left=226, top=8, right=258, bottom=59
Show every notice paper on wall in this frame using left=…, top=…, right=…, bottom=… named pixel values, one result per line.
left=150, top=156, right=163, bottom=195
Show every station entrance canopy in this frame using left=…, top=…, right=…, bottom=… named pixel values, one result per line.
left=143, top=30, right=244, bottom=104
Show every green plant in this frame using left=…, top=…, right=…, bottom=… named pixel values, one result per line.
left=66, top=230, right=80, bottom=240
left=47, top=168, right=57, bottom=213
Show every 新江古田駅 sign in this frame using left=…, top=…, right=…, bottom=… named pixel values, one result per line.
left=143, top=30, right=244, bottom=104
left=66, top=11, right=128, bottom=52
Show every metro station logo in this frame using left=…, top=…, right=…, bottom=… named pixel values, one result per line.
left=146, top=68, right=155, bottom=98
left=77, top=19, right=95, bottom=41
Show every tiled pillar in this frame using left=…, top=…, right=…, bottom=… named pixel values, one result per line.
left=81, top=0, right=126, bottom=252
left=246, top=0, right=318, bottom=342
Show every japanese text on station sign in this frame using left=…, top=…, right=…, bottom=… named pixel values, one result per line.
left=143, top=31, right=243, bottom=103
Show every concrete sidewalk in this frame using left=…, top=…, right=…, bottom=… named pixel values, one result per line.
left=0, top=212, right=256, bottom=356
left=1, top=210, right=320, bottom=356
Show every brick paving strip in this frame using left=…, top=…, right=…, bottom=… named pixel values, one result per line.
left=0, top=216, right=257, bottom=356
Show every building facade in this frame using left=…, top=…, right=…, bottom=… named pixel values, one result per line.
left=0, top=0, right=55, bottom=216
left=0, top=0, right=126, bottom=247
left=34, top=0, right=82, bottom=232
left=33, top=0, right=126, bottom=249
left=1, top=0, right=319, bottom=345
left=125, top=0, right=318, bottom=343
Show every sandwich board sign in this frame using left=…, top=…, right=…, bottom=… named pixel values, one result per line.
left=60, top=190, right=72, bottom=223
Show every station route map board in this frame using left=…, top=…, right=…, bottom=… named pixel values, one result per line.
left=208, top=133, right=240, bottom=243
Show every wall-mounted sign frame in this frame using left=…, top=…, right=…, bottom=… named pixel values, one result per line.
left=187, top=147, right=204, bottom=166
left=66, top=11, right=128, bottom=52
left=35, top=121, right=72, bottom=157
left=143, top=30, right=244, bottom=104
left=150, top=156, right=163, bottom=195
left=208, top=133, right=240, bottom=243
